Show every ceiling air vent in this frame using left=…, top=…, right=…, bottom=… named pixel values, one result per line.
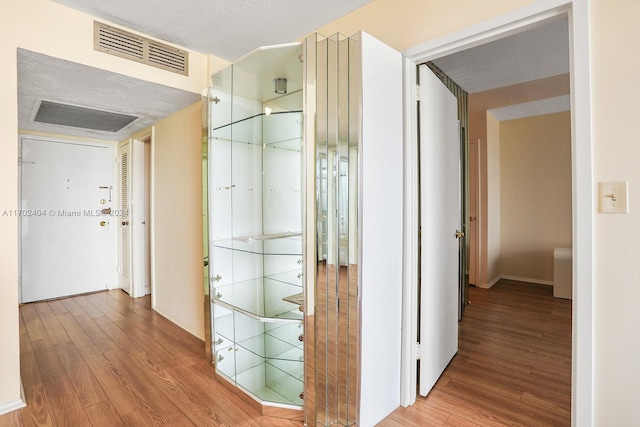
left=94, top=21, right=188, bottom=76
left=32, top=99, right=139, bottom=133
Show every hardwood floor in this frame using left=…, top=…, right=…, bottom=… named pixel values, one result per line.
left=380, top=280, right=572, bottom=427
left=0, top=279, right=570, bottom=426
left=0, top=290, right=300, bottom=427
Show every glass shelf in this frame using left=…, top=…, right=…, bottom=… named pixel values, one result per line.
left=237, top=329, right=303, bottom=362
left=213, top=233, right=302, bottom=256
left=212, top=111, right=302, bottom=150
left=214, top=275, right=303, bottom=321
left=235, top=359, right=304, bottom=406
left=214, top=314, right=304, bottom=407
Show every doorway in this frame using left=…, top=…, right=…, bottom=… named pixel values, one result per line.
left=117, top=136, right=152, bottom=298
left=403, top=2, right=593, bottom=424
left=19, top=135, right=115, bottom=303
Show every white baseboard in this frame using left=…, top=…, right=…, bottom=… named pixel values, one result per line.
left=478, top=276, right=501, bottom=289
left=477, top=275, right=553, bottom=289
left=152, top=304, right=205, bottom=341
left=499, top=275, right=553, bottom=286
left=0, top=381, right=26, bottom=416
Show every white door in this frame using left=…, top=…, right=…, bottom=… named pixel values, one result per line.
left=117, top=141, right=132, bottom=294
left=418, top=64, right=461, bottom=396
left=130, top=138, right=151, bottom=297
left=20, top=137, right=113, bottom=303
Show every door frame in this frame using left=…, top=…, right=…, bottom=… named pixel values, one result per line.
left=119, top=131, right=154, bottom=299
left=400, top=1, right=593, bottom=426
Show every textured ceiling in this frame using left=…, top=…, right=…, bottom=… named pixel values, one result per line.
left=18, top=49, right=200, bottom=140
left=51, top=0, right=373, bottom=61
left=432, top=17, right=569, bottom=94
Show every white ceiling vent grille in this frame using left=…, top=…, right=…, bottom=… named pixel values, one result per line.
left=32, top=99, right=139, bottom=132
left=94, top=21, right=188, bottom=76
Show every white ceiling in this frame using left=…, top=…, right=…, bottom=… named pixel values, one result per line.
left=431, top=16, right=570, bottom=120
left=51, top=0, right=373, bottom=61
left=432, top=17, right=570, bottom=94
left=18, top=2, right=570, bottom=140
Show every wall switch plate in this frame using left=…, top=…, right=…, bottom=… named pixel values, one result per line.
left=599, top=181, right=628, bottom=213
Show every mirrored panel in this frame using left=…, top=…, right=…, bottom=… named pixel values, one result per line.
left=305, top=32, right=360, bottom=427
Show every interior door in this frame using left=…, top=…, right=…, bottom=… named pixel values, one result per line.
left=20, top=137, right=113, bottom=303
left=418, top=64, right=461, bottom=396
left=117, top=141, right=132, bottom=294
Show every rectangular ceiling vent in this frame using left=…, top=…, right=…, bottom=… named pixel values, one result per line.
left=94, top=21, right=188, bottom=76
left=32, top=99, right=139, bottom=133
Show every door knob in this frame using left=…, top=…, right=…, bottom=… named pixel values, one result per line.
left=100, top=221, right=107, bottom=227
left=455, top=230, right=464, bottom=239
left=469, top=216, right=476, bottom=221
left=121, top=221, right=129, bottom=226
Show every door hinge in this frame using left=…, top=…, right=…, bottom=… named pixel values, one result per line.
left=416, top=342, right=421, bottom=360
left=416, top=84, right=420, bottom=101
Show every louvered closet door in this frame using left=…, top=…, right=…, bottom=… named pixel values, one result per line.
left=118, top=141, right=132, bottom=294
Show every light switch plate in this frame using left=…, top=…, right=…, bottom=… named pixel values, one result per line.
left=599, top=181, right=628, bottom=213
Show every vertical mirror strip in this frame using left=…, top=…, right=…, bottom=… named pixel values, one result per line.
left=305, top=32, right=360, bottom=427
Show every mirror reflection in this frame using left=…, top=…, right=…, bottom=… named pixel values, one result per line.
left=307, top=32, right=360, bottom=427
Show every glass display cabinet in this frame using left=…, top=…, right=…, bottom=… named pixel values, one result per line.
left=205, top=43, right=305, bottom=420
left=203, top=32, right=403, bottom=426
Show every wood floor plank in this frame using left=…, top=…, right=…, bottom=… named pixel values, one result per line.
left=55, top=311, right=95, bottom=349
left=93, top=315, right=147, bottom=358
left=73, top=295, right=106, bottom=319
left=0, top=409, right=23, bottom=427
left=20, top=304, right=48, bottom=342
left=77, top=344, right=141, bottom=417
left=85, top=400, right=125, bottom=427
left=73, top=314, right=119, bottom=353
left=85, top=293, right=126, bottom=322
left=19, top=383, right=56, bottom=427
left=34, top=302, right=70, bottom=345
left=54, top=340, right=108, bottom=408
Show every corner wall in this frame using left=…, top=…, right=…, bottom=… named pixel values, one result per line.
left=500, top=112, right=572, bottom=283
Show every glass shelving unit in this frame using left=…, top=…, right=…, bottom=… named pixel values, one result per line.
left=206, top=42, right=304, bottom=417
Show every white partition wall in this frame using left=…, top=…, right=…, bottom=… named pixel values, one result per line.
left=358, top=32, right=404, bottom=427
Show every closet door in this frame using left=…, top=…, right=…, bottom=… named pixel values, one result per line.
left=418, top=64, right=461, bottom=396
